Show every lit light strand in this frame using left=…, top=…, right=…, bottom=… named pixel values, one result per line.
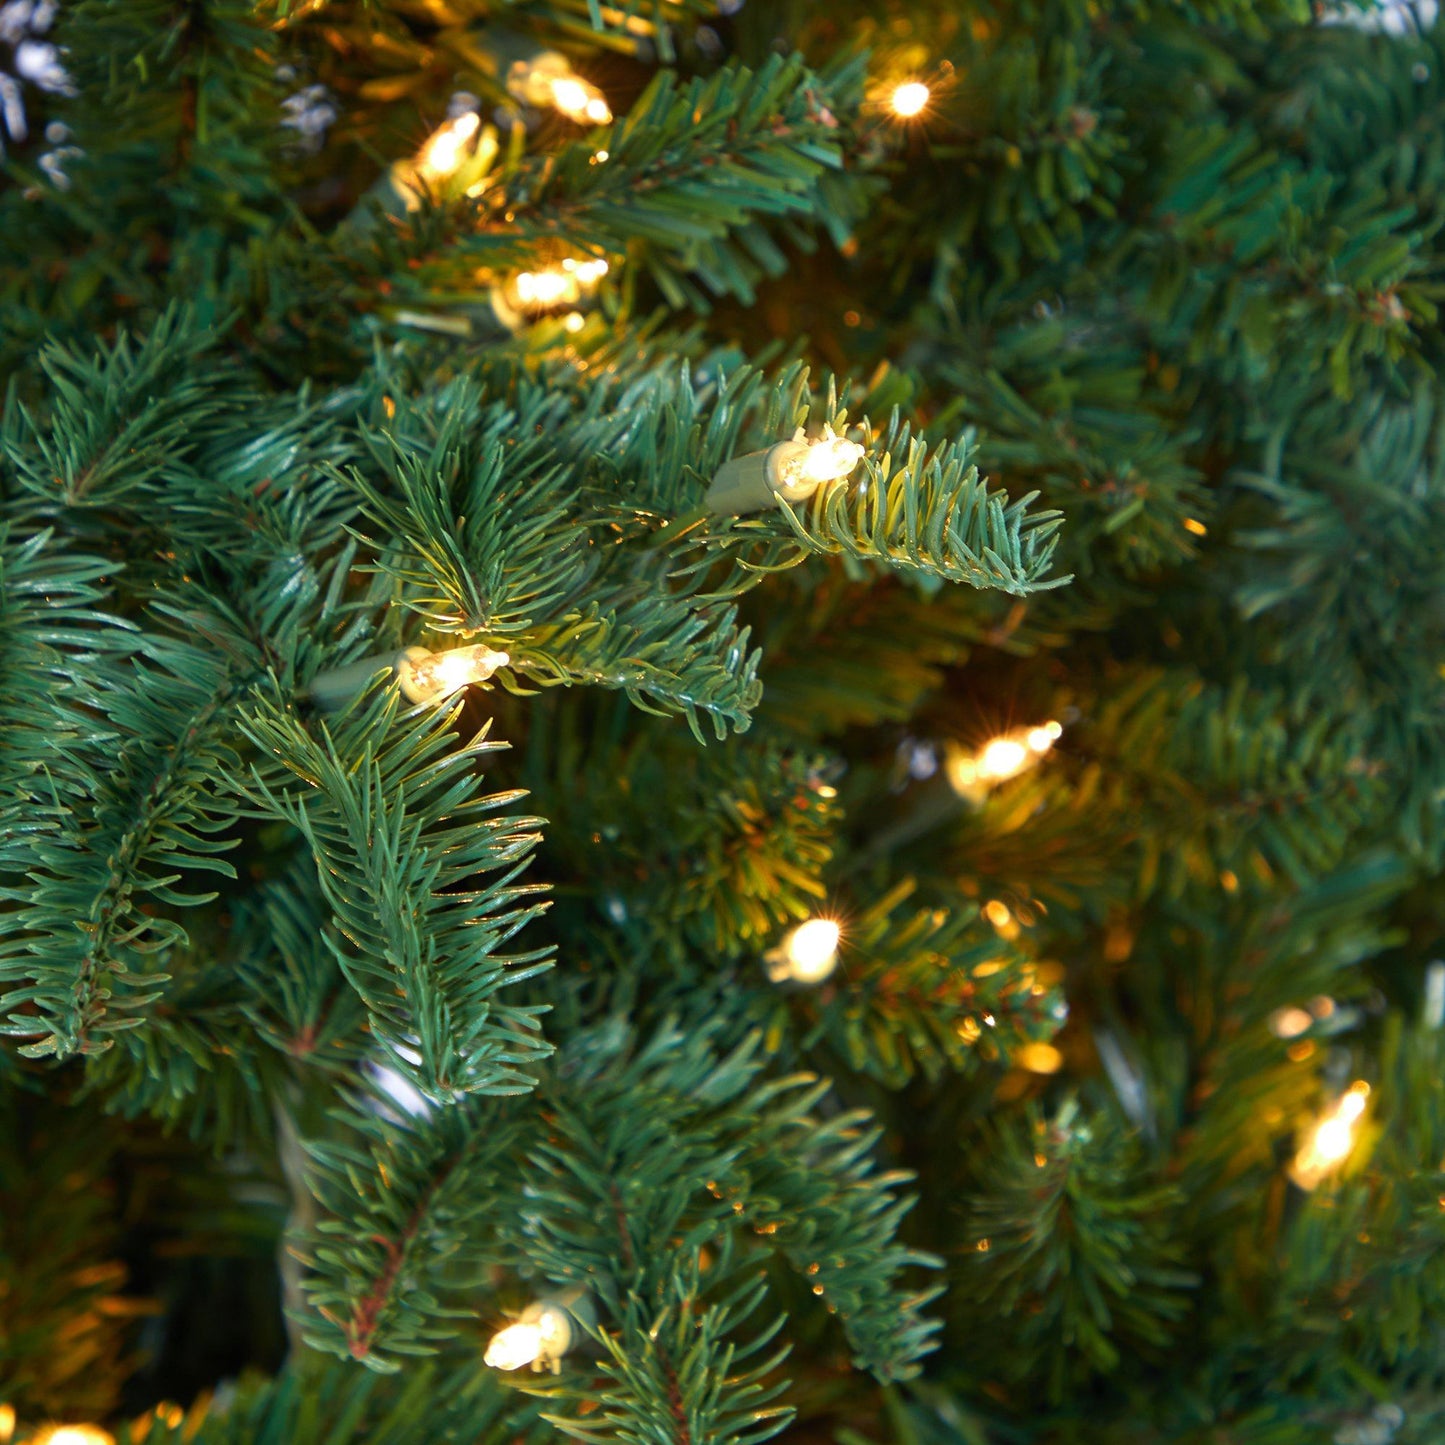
left=308, top=644, right=510, bottom=710
left=507, top=53, right=612, bottom=125
left=417, top=110, right=480, bottom=183
left=947, top=720, right=1063, bottom=800
left=388, top=110, right=497, bottom=212
left=493, top=257, right=610, bottom=331
left=1290, top=1081, right=1370, bottom=1190
left=706, top=427, right=866, bottom=516
left=890, top=81, right=931, bottom=118
left=396, top=645, right=510, bottom=705
left=765, top=917, right=842, bottom=985
left=485, top=1296, right=587, bottom=1374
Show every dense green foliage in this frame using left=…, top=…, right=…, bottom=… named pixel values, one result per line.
left=3, top=0, right=1445, bottom=1442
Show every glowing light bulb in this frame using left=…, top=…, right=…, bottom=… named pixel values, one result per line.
left=565, top=257, right=609, bottom=285
left=948, top=721, right=1063, bottom=799
left=485, top=1300, right=579, bottom=1373
left=773, top=428, right=865, bottom=491
left=509, top=52, right=613, bottom=126
left=551, top=75, right=612, bottom=125
left=516, top=270, right=575, bottom=306
left=1291, top=1081, right=1370, bottom=1190
left=1016, top=1041, right=1064, bottom=1075
left=32, top=1429, right=115, bottom=1445
left=978, top=737, right=1030, bottom=780
left=0, top=1405, right=14, bottom=1445
left=1270, top=1006, right=1313, bottom=1039
left=396, top=645, right=510, bottom=705
left=563, top=311, right=586, bottom=333
left=776, top=918, right=842, bottom=984
left=707, top=427, right=867, bottom=515
left=550, top=77, right=589, bottom=117
left=800, top=434, right=866, bottom=485
left=890, top=81, right=931, bottom=118
left=485, top=1321, right=543, bottom=1371
left=417, top=111, right=480, bottom=182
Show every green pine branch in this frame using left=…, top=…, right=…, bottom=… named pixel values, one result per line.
left=959, top=1098, right=1195, bottom=1401
left=1, top=599, right=256, bottom=1060
left=239, top=683, right=554, bottom=1102
left=299, top=1089, right=520, bottom=1369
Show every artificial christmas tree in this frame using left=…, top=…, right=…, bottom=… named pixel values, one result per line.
left=2, top=1, right=1444, bottom=1442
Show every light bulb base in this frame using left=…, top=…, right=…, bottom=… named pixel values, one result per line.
left=706, top=441, right=818, bottom=516
left=308, top=653, right=398, bottom=711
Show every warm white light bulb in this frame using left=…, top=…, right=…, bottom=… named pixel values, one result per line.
left=1312, top=1117, right=1353, bottom=1163
left=485, top=1321, right=544, bottom=1371
left=563, top=311, right=586, bottom=333
left=516, top=270, right=576, bottom=306
left=33, top=1429, right=116, bottom=1445
left=977, top=737, right=1030, bottom=781
left=1337, top=1087, right=1369, bottom=1124
left=1291, top=1082, right=1370, bottom=1189
left=948, top=721, right=1063, bottom=799
left=550, top=75, right=612, bottom=125
left=0, top=1404, right=13, bottom=1445
left=1025, top=726, right=1056, bottom=754
left=890, top=81, right=931, bottom=118
left=799, top=435, right=866, bottom=485
left=398, top=645, right=509, bottom=704
left=1270, top=1006, right=1314, bottom=1039
left=418, top=111, right=480, bottom=181
left=550, top=77, right=590, bottom=116
left=784, top=918, right=841, bottom=983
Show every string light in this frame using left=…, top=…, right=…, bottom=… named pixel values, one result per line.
left=1290, top=1081, right=1370, bottom=1190
left=562, top=257, right=610, bottom=285
left=396, top=645, right=510, bottom=705
left=552, top=76, right=613, bottom=125
left=385, top=110, right=496, bottom=213
left=416, top=110, right=480, bottom=183
left=1270, top=1006, right=1314, bottom=1039
left=0, top=1406, right=13, bottom=1445
left=706, top=426, right=866, bottom=515
left=308, top=644, right=509, bottom=710
left=485, top=1320, right=548, bottom=1370
left=946, top=720, right=1063, bottom=798
left=515, top=270, right=575, bottom=307
left=796, top=432, right=867, bottom=486
left=765, top=917, right=842, bottom=985
left=495, top=257, right=610, bottom=328
left=890, top=81, right=931, bottom=118
left=1016, top=1041, right=1064, bottom=1075
left=507, top=53, right=612, bottom=125
left=31, top=1429, right=115, bottom=1445
left=485, top=1295, right=588, bottom=1375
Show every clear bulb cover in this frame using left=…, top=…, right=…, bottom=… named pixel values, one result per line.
left=785, top=918, right=841, bottom=982
left=399, top=645, right=510, bottom=704
left=891, top=81, right=931, bottom=117
left=485, top=1322, right=544, bottom=1371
